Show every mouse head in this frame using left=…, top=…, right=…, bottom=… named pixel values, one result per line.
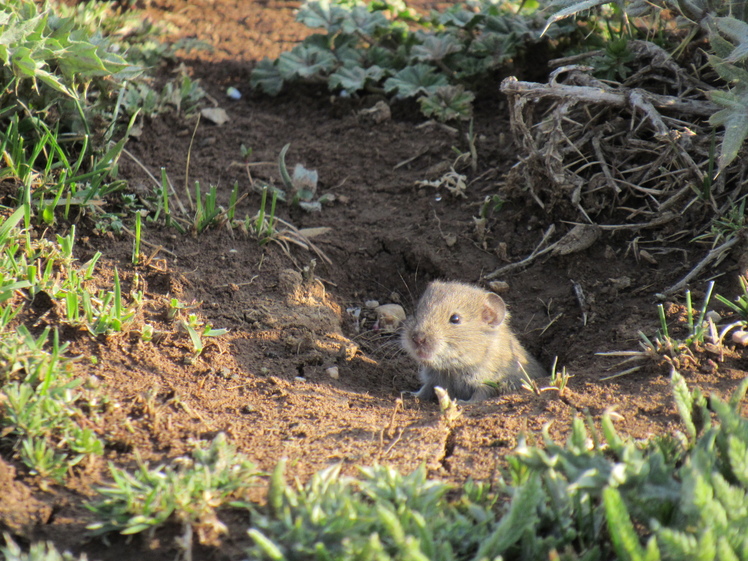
left=415, top=280, right=507, bottom=327
left=403, top=281, right=509, bottom=369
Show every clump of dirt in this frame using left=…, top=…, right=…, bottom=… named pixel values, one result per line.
left=0, top=459, right=53, bottom=535
left=3, top=1, right=747, bottom=560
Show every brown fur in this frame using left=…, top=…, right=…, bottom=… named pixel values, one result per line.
left=401, top=281, right=546, bottom=402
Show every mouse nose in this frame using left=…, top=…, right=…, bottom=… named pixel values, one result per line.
left=411, top=330, right=427, bottom=346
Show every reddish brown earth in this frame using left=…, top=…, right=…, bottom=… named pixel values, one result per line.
left=2, top=1, right=747, bottom=560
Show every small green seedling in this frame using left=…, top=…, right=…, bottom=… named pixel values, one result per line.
left=182, top=313, right=228, bottom=360
left=598, top=282, right=718, bottom=378
left=132, top=211, right=142, bottom=265
left=517, top=357, right=568, bottom=395
left=250, top=186, right=279, bottom=243
left=193, top=181, right=221, bottom=233
left=278, top=144, right=333, bottom=212
left=167, top=297, right=198, bottom=320
left=716, top=276, right=748, bottom=320
left=140, top=324, right=155, bottom=342
left=549, top=357, right=570, bottom=393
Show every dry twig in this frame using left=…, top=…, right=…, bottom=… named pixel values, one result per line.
left=497, top=48, right=745, bottom=288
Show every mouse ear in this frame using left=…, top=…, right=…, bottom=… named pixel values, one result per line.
left=482, top=293, right=506, bottom=327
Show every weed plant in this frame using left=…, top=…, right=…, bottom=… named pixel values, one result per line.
left=0, top=206, right=146, bottom=481
left=599, top=282, right=723, bottom=377
left=2, top=536, right=89, bottom=561
left=86, top=433, right=260, bottom=547
left=181, top=313, right=228, bottom=361
left=0, top=0, right=208, bottom=234
left=245, top=372, right=748, bottom=561
left=251, top=0, right=573, bottom=121
left=0, top=0, right=141, bottom=203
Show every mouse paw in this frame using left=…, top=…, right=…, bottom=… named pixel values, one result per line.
left=411, top=384, right=436, bottom=401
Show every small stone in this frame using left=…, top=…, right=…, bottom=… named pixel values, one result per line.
left=358, top=100, right=391, bottom=124
left=705, top=311, right=721, bottom=324
left=488, top=281, right=509, bottom=294
left=326, top=366, right=339, bottom=379
left=495, top=242, right=509, bottom=262
left=732, top=330, right=748, bottom=346
left=375, top=304, right=406, bottom=333
left=365, top=300, right=380, bottom=309
left=609, top=277, right=632, bottom=291
left=201, top=107, right=229, bottom=126
left=639, top=250, right=658, bottom=265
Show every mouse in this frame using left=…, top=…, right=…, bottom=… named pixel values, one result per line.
left=401, top=280, right=546, bottom=403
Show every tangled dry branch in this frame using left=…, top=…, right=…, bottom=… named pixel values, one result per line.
left=495, top=40, right=748, bottom=289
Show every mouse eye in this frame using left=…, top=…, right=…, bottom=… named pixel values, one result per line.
left=449, top=314, right=461, bottom=325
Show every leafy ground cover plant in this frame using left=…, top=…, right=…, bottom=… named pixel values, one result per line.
left=250, top=0, right=573, bottom=121
left=11, top=370, right=748, bottom=561
left=244, top=372, right=748, bottom=561
left=248, top=460, right=501, bottom=560
left=0, top=0, right=208, bottom=234
left=86, top=433, right=261, bottom=549
left=0, top=0, right=141, bottom=188
left=0, top=206, right=146, bottom=481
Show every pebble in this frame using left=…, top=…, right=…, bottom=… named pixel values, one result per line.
left=732, top=330, right=748, bottom=346
left=705, top=311, right=721, bottom=324
left=488, top=280, right=509, bottom=293
left=326, top=366, right=339, bottom=379
left=375, top=304, right=406, bottom=333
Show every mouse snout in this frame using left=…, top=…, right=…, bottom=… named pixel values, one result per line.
left=406, top=329, right=436, bottom=361
left=411, top=330, right=427, bottom=346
